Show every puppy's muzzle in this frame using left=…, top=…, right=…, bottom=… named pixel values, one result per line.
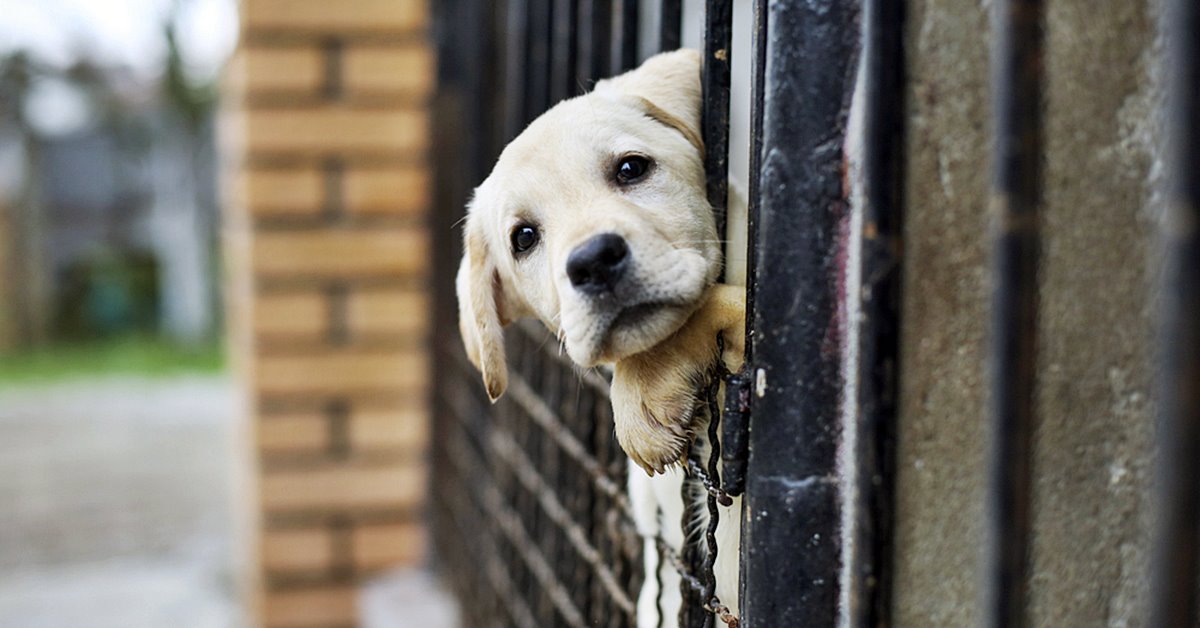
left=566, top=233, right=629, bottom=295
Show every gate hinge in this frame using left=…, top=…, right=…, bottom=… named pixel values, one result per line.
left=720, top=367, right=752, bottom=496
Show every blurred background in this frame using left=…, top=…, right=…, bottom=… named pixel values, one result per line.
left=0, top=0, right=447, bottom=626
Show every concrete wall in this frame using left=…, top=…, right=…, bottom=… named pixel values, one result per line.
left=894, top=1, right=1161, bottom=625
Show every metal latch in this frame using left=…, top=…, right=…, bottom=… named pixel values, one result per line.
left=720, top=367, right=752, bottom=496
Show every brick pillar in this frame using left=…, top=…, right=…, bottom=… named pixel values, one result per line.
left=225, top=2, right=433, bottom=626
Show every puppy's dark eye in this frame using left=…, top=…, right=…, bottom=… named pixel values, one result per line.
left=511, top=224, right=539, bottom=255
left=614, top=155, right=651, bottom=185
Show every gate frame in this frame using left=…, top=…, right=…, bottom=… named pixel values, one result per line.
left=429, top=1, right=908, bottom=626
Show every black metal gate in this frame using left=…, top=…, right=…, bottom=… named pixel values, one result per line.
left=430, top=3, right=742, bottom=624
left=427, top=0, right=1200, bottom=626
left=429, top=3, right=649, bottom=625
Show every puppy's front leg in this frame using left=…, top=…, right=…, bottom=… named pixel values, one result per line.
left=705, top=283, right=746, bottom=373
left=611, top=284, right=746, bottom=475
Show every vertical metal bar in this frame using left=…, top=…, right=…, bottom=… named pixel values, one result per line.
left=576, top=0, right=613, bottom=88
left=701, top=0, right=732, bottom=244
left=551, top=0, right=579, bottom=103
left=613, top=0, right=641, bottom=72
left=659, top=0, right=682, bottom=51
left=677, top=3, right=734, bottom=626
left=479, top=3, right=505, bottom=175
left=504, top=0, right=531, bottom=140
left=721, top=0, right=768, bottom=499
left=849, top=0, right=905, bottom=625
left=430, top=0, right=496, bottom=591
left=526, top=0, right=553, bottom=120
left=705, top=2, right=732, bottom=627
left=984, top=1, right=1044, bottom=627
left=1151, top=0, right=1200, bottom=626
left=740, top=1, right=859, bottom=625
left=488, top=4, right=511, bottom=160
left=654, top=506, right=666, bottom=628
left=428, top=0, right=461, bottom=593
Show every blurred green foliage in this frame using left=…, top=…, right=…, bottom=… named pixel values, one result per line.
left=0, top=335, right=224, bottom=385
left=56, top=249, right=161, bottom=339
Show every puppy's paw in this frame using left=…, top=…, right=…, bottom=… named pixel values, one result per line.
left=703, top=284, right=747, bottom=372
left=611, top=349, right=712, bottom=475
left=610, top=284, right=746, bottom=475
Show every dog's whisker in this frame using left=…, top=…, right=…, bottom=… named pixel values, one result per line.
left=534, top=330, right=555, bottom=355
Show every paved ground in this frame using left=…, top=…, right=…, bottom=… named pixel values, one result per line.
left=0, top=375, right=461, bottom=628
left=0, top=376, right=245, bottom=628
left=362, top=569, right=460, bottom=628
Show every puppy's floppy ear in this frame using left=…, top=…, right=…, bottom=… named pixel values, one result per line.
left=595, top=49, right=703, bottom=152
left=456, top=212, right=508, bottom=402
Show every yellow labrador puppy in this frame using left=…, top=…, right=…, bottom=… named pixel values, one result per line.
left=456, top=49, right=745, bottom=623
left=456, top=49, right=744, bottom=472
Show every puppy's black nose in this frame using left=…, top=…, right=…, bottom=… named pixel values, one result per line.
left=567, top=233, right=629, bottom=295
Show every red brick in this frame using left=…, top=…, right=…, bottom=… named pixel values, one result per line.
left=255, top=348, right=427, bottom=396
left=239, top=168, right=324, bottom=216
left=343, top=167, right=429, bottom=215
left=238, top=47, right=324, bottom=94
left=245, top=107, right=427, bottom=155
left=349, top=405, right=428, bottom=451
left=352, top=522, right=425, bottom=570
left=261, top=462, right=426, bottom=513
left=245, top=0, right=428, bottom=35
left=258, top=413, right=329, bottom=454
left=343, top=45, right=434, bottom=96
left=253, top=228, right=427, bottom=279
left=262, top=528, right=334, bottom=572
left=254, top=291, right=328, bottom=338
left=263, top=586, right=356, bottom=627
left=345, top=289, right=428, bottom=336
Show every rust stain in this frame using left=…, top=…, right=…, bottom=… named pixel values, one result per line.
left=864, top=220, right=878, bottom=240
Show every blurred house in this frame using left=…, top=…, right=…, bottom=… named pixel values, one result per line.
left=0, top=52, right=220, bottom=350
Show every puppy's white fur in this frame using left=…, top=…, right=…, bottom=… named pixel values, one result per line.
left=456, top=49, right=745, bottom=626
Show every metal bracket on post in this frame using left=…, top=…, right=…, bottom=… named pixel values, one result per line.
left=720, top=367, right=751, bottom=496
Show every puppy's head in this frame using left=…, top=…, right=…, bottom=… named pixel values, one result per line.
left=457, top=50, right=718, bottom=400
